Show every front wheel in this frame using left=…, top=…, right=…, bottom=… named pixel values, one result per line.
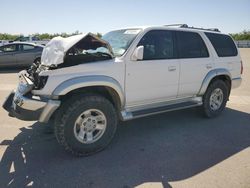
left=54, top=95, right=118, bottom=156
left=202, top=80, right=229, bottom=118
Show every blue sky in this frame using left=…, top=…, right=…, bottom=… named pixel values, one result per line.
left=0, top=0, right=249, bottom=35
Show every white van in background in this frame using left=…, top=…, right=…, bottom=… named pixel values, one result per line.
left=0, top=40, right=10, bottom=47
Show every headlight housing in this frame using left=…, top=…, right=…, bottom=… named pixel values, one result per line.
left=18, top=83, right=33, bottom=95
left=35, top=76, right=48, bottom=90
left=17, top=71, right=34, bottom=95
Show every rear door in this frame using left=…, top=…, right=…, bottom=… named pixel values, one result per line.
left=16, top=44, right=36, bottom=66
left=0, top=44, right=17, bottom=67
left=176, top=31, right=213, bottom=97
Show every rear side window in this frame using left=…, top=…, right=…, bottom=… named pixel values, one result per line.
left=19, top=44, right=35, bottom=51
left=23, top=44, right=35, bottom=51
left=176, top=31, right=209, bottom=58
left=205, top=33, right=238, bottom=57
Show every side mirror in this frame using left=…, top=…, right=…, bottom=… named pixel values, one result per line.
left=132, top=46, right=144, bottom=61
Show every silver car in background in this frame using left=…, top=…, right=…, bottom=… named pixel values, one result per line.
left=0, top=42, right=43, bottom=67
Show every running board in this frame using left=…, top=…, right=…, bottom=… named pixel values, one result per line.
left=121, top=101, right=203, bottom=121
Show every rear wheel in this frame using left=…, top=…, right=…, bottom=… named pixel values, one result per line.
left=202, top=80, right=229, bottom=118
left=54, top=95, right=118, bottom=156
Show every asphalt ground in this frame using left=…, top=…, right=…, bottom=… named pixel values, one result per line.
left=0, top=49, right=249, bottom=188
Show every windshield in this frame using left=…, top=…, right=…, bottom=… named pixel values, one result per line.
left=102, top=29, right=141, bottom=57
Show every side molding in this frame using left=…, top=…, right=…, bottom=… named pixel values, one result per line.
left=198, top=68, right=231, bottom=95
left=52, top=75, right=125, bottom=107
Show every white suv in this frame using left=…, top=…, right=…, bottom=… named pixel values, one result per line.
left=3, top=24, right=242, bottom=156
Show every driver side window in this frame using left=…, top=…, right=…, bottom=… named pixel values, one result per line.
left=138, top=30, right=176, bottom=60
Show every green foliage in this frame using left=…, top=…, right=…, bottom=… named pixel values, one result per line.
left=230, top=30, right=250, bottom=40
left=0, top=33, right=19, bottom=40
left=0, top=31, right=103, bottom=41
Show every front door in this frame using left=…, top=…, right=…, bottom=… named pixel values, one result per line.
left=125, top=30, right=180, bottom=108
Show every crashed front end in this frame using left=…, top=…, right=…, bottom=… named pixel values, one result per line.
left=2, top=69, right=60, bottom=122
left=2, top=33, right=112, bottom=123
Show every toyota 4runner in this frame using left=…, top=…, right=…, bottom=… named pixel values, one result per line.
left=3, top=24, right=243, bottom=156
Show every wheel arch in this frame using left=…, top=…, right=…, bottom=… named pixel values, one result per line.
left=52, top=76, right=125, bottom=110
left=198, top=69, right=232, bottom=95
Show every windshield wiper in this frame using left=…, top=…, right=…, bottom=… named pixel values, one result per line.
left=84, top=51, right=112, bottom=58
left=95, top=52, right=113, bottom=58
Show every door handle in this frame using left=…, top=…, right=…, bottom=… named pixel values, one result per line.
left=206, top=64, right=212, bottom=69
left=168, top=66, right=176, bottom=72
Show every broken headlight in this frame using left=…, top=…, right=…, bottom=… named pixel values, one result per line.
left=35, top=76, right=48, bottom=90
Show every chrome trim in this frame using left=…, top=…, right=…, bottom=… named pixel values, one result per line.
left=52, top=75, right=125, bottom=107
left=39, top=100, right=61, bottom=123
left=131, top=103, right=202, bottom=120
left=126, top=96, right=202, bottom=112
left=198, top=68, right=231, bottom=95
left=121, top=97, right=203, bottom=121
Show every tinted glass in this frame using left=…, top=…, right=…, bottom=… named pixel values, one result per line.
left=205, top=32, right=237, bottom=57
left=138, top=30, right=175, bottom=60
left=1, top=44, right=16, bottom=52
left=176, top=31, right=209, bottom=58
left=22, top=44, right=35, bottom=51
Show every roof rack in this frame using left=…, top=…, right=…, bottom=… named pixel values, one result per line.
left=164, top=24, right=188, bottom=28
left=164, top=24, right=220, bottom=32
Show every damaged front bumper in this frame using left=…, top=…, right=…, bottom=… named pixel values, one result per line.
left=2, top=71, right=60, bottom=123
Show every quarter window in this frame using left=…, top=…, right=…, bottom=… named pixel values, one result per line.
left=205, top=32, right=238, bottom=57
left=138, top=30, right=176, bottom=60
left=176, top=31, right=209, bottom=58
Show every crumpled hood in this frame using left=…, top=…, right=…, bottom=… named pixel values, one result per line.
left=41, top=33, right=113, bottom=66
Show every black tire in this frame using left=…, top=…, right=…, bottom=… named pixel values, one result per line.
left=54, top=94, right=118, bottom=156
left=202, top=80, right=229, bottom=118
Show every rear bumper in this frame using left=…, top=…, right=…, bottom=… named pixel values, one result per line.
left=232, top=77, right=242, bottom=89
left=2, top=90, right=60, bottom=123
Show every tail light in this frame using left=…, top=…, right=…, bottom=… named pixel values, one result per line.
left=241, top=60, right=243, bottom=74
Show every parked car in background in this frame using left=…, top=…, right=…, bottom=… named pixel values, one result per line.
left=0, top=42, right=43, bottom=67
left=13, top=36, right=49, bottom=46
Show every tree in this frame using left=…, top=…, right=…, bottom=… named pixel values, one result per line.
left=230, top=30, right=250, bottom=40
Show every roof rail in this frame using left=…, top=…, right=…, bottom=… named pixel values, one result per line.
left=164, top=24, right=188, bottom=28
left=164, top=24, right=220, bottom=32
